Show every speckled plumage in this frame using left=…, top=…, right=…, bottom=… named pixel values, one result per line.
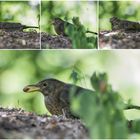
left=52, top=18, right=97, bottom=36
left=0, top=22, right=38, bottom=31
left=23, top=78, right=93, bottom=118
left=110, top=17, right=140, bottom=31
left=52, top=18, right=73, bottom=36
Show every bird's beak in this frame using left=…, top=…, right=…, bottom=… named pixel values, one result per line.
left=23, top=84, right=41, bottom=93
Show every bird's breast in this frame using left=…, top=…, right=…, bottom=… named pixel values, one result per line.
left=44, top=96, right=63, bottom=115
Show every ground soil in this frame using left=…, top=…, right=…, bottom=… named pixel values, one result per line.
left=0, top=30, right=40, bottom=49
left=0, top=107, right=88, bottom=139
left=41, top=32, right=72, bottom=49
left=0, top=30, right=72, bottom=49
left=99, top=30, right=140, bottom=49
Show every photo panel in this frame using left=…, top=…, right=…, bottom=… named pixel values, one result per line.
left=0, top=0, right=140, bottom=139
left=41, top=0, right=98, bottom=49
left=99, top=0, right=140, bottom=49
left=0, top=0, right=41, bottom=49
left=0, top=50, right=140, bottom=138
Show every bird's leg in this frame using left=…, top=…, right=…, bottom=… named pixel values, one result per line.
left=62, top=109, right=67, bottom=119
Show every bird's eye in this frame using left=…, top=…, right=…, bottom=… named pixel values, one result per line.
left=43, top=83, right=47, bottom=87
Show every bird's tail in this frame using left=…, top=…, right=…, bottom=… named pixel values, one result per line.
left=23, top=25, right=39, bottom=29
left=86, top=30, right=98, bottom=35
left=125, top=104, right=140, bottom=110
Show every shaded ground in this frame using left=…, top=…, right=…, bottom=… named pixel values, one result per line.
left=99, top=30, right=140, bottom=49
left=0, top=107, right=88, bottom=139
left=0, top=30, right=40, bottom=49
left=0, top=30, right=72, bottom=49
left=41, top=32, right=72, bottom=49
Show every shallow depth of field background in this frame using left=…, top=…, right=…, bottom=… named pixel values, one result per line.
left=0, top=0, right=40, bottom=27
left=41, top=1, right=97, bottom=34
left=0, top=50, right=140, bottom=120
left=99, top=1, right=140, bottom=30
left=0, top=1, right=97, bottom=37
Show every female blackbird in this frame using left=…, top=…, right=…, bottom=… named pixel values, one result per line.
left=0, top=22, right=39, bottom=31
left=52, top=18, right=73, bottom=36
left=23, top=78, right=93, bottom=118
left=52, top=18, right=97, bottom=36
left=110, top=17, right=140, bottom=31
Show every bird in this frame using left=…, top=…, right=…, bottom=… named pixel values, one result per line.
left=23, top=78, right=94, bottom=118
left=0, top=22, right=39, bottom=31
left=110, top=17, right=140, bottom=31
left=52, top=17, right=97, bottom=36
left=51, top=18, right=73, bottom=36
left=23, top=78, right=140, bottom=119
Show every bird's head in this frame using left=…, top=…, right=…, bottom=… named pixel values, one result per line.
left=23, top=78, right=64, bottom=96
left=110, top=17, right=119, bottom=23
left=52, top=18, right=64, bottom=26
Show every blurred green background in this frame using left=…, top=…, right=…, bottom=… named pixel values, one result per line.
left=41, top=1, right=97, bottom=34
left=0, top=0, right=40, bottom=28
left=0, top=50, right=140, bottom=120
left=99, top=1, right=140, bottom=30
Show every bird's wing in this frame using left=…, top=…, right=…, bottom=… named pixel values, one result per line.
left=59, top=22, right=65, bottom=33
left=60, top=84, right=93, bottom=106
left=59, top=84, right=71, bottom=106
left=64, top=21, right=74, bottom=30
left=59, top=84, right=95, bottom=118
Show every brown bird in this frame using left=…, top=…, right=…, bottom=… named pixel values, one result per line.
left=52, top=17, right=97, bottom=36
left=110, top=17, right=140, bottom=31
left=23, top=78, right=94, bottom=118
left=52, top=18, right=73, bottom=36
left=0, top=22, right=39, bottom=31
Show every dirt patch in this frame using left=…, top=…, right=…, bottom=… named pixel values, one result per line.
left=0, top=30, right=72, bottom=49
left=0, top=30, right=40, bottom=49
left=0, top=107, right=88, bottom=139
left=99, top=30, right=140, bottom=49
left=41, top=32, right=72, bottom=49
